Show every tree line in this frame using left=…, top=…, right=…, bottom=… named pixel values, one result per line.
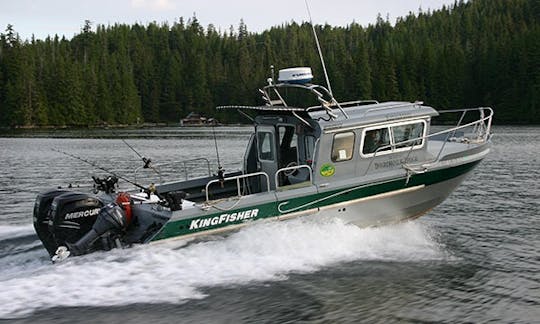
left=0, top=0, right=538, bottom=127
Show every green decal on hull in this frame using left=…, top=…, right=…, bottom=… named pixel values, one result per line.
left=320, top=163, right=336, bottom=177
left=152, top=202, right=279, bottom=241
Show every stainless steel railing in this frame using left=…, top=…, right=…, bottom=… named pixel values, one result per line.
left=275, top=165, right=313, bottom=189
left=205, top=171, right=270, bottom=202
left=364, top=107, right=493, bottom=175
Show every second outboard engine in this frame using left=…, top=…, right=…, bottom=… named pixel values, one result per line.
left=66, top=202, right=130, bottom=256
left=48, top=192, right=105, bottom=251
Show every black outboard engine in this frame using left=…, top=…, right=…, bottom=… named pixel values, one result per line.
left=35, top=179, right=172, bottom=261
left=33, top=189, right=70, bottom=256
left=66, top=203, right=129, bottom=256
left=48, top=192, right=105, bottom=253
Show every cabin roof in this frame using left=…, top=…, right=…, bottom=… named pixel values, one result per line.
left=309, top=101, right=439, bottom=132
left=218, top=100, right=438, bottom=131
left=217, top=79, right=440, bottom=131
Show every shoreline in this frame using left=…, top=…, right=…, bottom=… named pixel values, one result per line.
left=0, top=124, right=251, bottom=139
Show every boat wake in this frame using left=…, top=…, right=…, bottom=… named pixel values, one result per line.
left=0, top=225, right=35, bottom=240
left=0, top=216, right=446, bottom=318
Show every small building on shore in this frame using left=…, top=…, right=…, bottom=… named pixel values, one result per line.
left=180, top=112, right=218, bottom=126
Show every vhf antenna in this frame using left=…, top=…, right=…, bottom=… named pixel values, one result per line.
left=305, top=0, right=333, bottom=97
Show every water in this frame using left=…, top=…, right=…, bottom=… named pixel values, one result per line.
left=0, top=126, right=538, bottom=323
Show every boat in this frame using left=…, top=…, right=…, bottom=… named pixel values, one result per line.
left=33, top=66, right=493, bottom=262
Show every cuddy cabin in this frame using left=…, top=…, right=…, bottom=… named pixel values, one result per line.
left=241, top=100, right=438, bottom=191
left=151, top=67, right=492, bottom=240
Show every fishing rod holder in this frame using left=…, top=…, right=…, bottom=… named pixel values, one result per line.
left=92, top=176, right=118, bottom=194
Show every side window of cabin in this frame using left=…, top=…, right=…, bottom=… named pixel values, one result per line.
left=362, top=121, right=426, bottom=157
left=305, top=135, right=316, bottom=161
left=392, top=122, right=425, bottom=148
left=362, top=128, right=391, bottom=155
left=331, top=132, right=355, bottom=162
left=258, top=131, right=275, bottom=161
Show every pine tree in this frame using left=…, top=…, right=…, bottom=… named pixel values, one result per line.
left=1, top=0, right=539, bottom=126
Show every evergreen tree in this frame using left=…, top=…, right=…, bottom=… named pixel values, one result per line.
left=0, top=0, right=538, bottom=126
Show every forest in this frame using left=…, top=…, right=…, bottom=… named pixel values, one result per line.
left=0, top=0, right=539, bottom=127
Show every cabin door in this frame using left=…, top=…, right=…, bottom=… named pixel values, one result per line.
left=256, top=125, right=278, bottom=190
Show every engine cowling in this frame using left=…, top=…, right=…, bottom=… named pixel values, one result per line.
left=33, top=189, right=70, bottom=256
left=35, top=187, right=168, bottom=261
left=47, top=192, right=105, bottom=253
left=66, top=202, right=130, bottom=256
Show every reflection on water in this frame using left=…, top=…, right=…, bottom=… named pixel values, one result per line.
left=0, top=126, right=538, bottom=323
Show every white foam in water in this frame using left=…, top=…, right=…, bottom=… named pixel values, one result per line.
left=0, top=215, right=444, bottom=318
left=0, top=225, right=34, bottom=240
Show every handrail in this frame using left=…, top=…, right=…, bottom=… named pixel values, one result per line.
left=311, top=137, right=321, bottom=171
left=360, top=101, right=424, bottom=119
left=275, top=165, right=313, bottom=189
left=262, top=82, right=346, bottom=119
left=205, top=171, right=270, bottom=202
left=305, top=100, right=380, bottom=112
left=427, top=107, right=493, bottom=141
left=363, top=107, right=493, bottom=175
left=134, top=158, right=211, bottom=184
left=413, top=107, right=492, bottom=167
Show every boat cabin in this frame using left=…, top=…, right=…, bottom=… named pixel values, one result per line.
left=156, top=67, right=439, bottom=204
left=218, top=67, right=439, bottom=195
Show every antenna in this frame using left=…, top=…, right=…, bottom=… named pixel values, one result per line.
left=305, top=0, right=333, bottom=96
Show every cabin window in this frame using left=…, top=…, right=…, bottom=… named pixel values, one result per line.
left=361, top=120, right=426, bottom=157
left=258, top=131, right=275, bottom=161
left=305, top=135, right=316, bottom=161
left=392, top=122, right=425, bottom=148
left=278, top=125, right=298, bottom=167
left=362, top=128, right=391, bottom=155
left=331, top=132, right=355, bottom=162
left=278, top=126, right=298, bottom=149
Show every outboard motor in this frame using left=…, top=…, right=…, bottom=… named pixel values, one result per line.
left=48, top=192, right=105, bottom=252
left=35, top=185, right=172, bottom=262
left=66, top=202, right=130, bottom=256
left=33, top=189, right=70, bottom=256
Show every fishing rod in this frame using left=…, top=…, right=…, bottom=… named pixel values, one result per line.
left=52, top=148, right=151, bottom=193
left=107, top=129, right=155, bottom=170
left=120, top=138, right=162, bottom=177
left=121, top=138, right=153, bottom=169
left=212, top=125, right=225, bottom=185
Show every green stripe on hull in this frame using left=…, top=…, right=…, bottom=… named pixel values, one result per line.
left=277, top=160, right=481, bottom=214
left=152, top=160, right=481, bottom=242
